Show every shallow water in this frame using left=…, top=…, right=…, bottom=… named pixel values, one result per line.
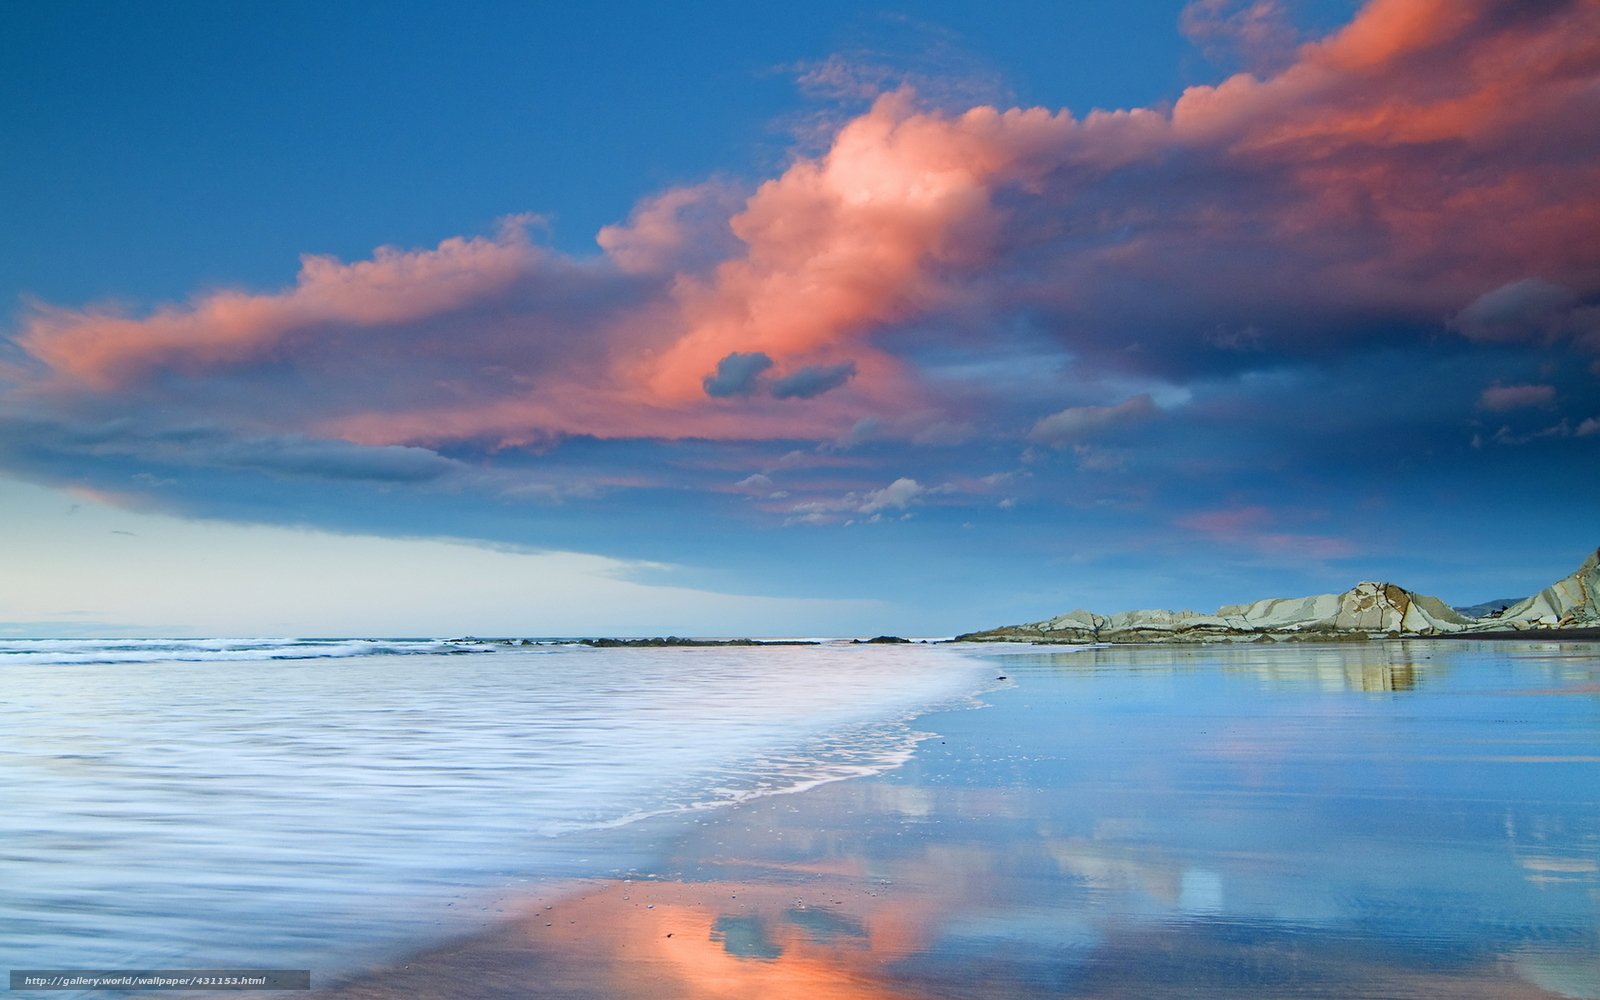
left=0, top=640, right=992, bottom=974
left=920, top=640, right=1600, bottom=996
left=619, top=639, right=1600, bottom=999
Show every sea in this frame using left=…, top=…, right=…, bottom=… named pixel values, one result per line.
left=0, top=638, right=995, bottom=975
left=2, top=637, right=1597, bottom=998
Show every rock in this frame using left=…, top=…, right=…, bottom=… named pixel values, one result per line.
left=961, top=581, right=1473, bottom=644
left=1475, top=548, right=1600, bottom=630
left=958, top=546, right=1600, bottom=644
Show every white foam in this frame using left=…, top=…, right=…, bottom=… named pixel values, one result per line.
left=0, top=637, right=497, bottom=665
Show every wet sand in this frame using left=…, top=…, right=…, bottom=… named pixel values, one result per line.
left=312, top=641, right=1600, bottom=1000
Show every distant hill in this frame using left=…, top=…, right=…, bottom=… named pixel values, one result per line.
left=1452, top=598, right=1523, bottom=619
left=958, top=547, right=1600, bottom=644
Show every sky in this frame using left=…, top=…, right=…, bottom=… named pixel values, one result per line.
left=2, top=0, right=1598, bottom=637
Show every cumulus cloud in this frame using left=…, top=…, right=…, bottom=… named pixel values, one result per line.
left=734, top=473, right=775, bottom=494
left=859, top=476, right=924, bottom=512
left=781, top=476, right=929, bottom=525
left=1029, top=395, right=1158, bottom=446
left=1478, top=383, right=1556, bottom=412
left=595, top=182, right=745, bottom=275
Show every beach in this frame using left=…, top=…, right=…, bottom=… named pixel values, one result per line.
left=313, top=639, right=1600, bottom=999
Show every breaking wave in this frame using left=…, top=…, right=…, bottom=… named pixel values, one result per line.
left=0, top=637, right=504, bottom=665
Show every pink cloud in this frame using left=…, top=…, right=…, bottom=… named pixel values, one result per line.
left=1177, top=505, right=1272, bottom=535
left=595, top=183, right=743, bottom=275
left=644, top=89, right=1077, bottom=402
left=8, top=0, right=1599, bottom=459
left=1177, top=505, right=1355, bottom=560
left=1478, top=383, right=1556, bottom=412
left=21, top=219, right=543, bottom=389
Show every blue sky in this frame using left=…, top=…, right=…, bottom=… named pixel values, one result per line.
left=2, top=0, right=1597, bottom=636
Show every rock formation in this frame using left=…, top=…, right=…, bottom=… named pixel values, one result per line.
left=1480, top=547, right=1600, bottom=630
left=958, top=548, right=1598, bottom=644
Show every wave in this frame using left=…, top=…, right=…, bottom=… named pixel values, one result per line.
left=1, top=641, right=997, bottom=978
left=0, top=637, right=504, bottom=665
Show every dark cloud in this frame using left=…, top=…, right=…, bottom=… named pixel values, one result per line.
left=210, top=436, right=458, bottom=483
left=702, top=352, right=775, bottom=398
left=1451, top=279, right=1596, bottom=347
left=770, top=362, right=857, bottom=400
left=0, top=416, right=458, bottom=485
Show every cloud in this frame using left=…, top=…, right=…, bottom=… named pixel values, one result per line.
left=20, top=218, right=546, bottom=389
left=0, top=416, right=461, bottom=486
left=211, top=437, right=458, bottom=483
left=18, top=0, right=1600, bottom=437
left=596, top=182, right=745, bottom=275
left=702, top=352, right=775, bottom=398
left=781, top=475, right=928, bottom=525
left=1029, top=395, right=1158, bottom=446
left=1452, top=279, right=1581, bottom=344
left=1177, top=505, right=1354, bottom=560
left=699, top=357, right=859, bottom=401
left=1180, top=0, right=1300, bottom=73
left=770, top=362, right=858, bottom=400
left=1478, top=383, right=1556, bottom=412
left=3, top=0, right=1598, bottom=542
left=786, top=15, right=1012, bottom=143
left=859, top=477, right=924, bottom=513
left=734, top=473, right=775, bottom=494
left=1178, top=505, right=1271, bottom=536
left=1487, top=419, right=1583, bottom=447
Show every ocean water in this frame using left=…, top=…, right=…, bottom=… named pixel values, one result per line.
left=6, top=638, right=1598, bottom=1000
left=0, top=639, right=995, bottom=975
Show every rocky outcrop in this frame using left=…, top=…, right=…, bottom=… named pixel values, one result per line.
left=1476, top=548, right=1600, bottom=630
left=959, top=549, right=1599, bottom=644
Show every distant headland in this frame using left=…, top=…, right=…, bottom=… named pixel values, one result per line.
left=958, top=547, right=1600, bottom=645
